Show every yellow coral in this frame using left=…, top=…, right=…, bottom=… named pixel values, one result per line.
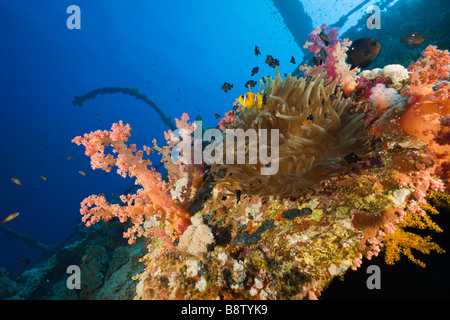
left=427, top=190, right=450, bottom=210
left=384, top=229, right=444, bottom=267
left=384, top=202, right=445, bottom=267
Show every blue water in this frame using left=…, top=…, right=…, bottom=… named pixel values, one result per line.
left=0, top=0, right=309, bottom=278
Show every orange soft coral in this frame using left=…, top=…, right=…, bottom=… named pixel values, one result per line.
left=400, top=46, right=450, bottom=160
left=72, top=121, right=192, bottom=244
left=400, top=83, right=450, bottom=154
left=402, top=45, right=450, bottom=102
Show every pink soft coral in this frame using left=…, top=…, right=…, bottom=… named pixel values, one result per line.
left=301, top=24, right=359, bottom=96
left=355, top=76, right=389, bottom=100
left=402, top=45, right=450, bottom=103
left=72, top=120, right=192, bottom=244
left=369, top=83, right=403, bottom=112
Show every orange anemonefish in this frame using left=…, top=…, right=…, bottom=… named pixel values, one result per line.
left=237, top=92, right=264, bottom=109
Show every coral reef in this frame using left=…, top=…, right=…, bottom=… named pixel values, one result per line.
left=399, top=46, right=450, bottom=187
left=65, top=42, right=449, bottom=300
left=0, top=268, right=19, bottom=299
left=0, top=220, right=146, bottom=300
left=72, top=119, right=195, bottom=244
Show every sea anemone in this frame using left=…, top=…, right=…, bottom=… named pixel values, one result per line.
left=212, top=71, right=371, bottom=198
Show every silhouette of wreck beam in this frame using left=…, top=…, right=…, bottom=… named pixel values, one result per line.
left=0, top=224, right=55, bottom=255
left=72, top=87, right=177, bottom=131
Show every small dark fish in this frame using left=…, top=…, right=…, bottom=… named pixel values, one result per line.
left=245, top=80, right=257, bottom=88
left=262, top=93, right=268, bottom=105
left=265, top=55, right=279, bottom=68
left=290, top=56, right=296, bottom=64
left=232, top=105, right=239, bottom=111
left=330, top=93, right=336, bottom=100
left=19, top=259, right=31, bottom=265
left=319, top=30, right=330, bottom=46
left=401, top=32, right=425, bottom=48
left=269, top=59, right=279, bottom=68
left=318, top=48, right=327, bottom=62
left=254, top=45, right=261, bottom=56
left=307, top=114, right=314, bottom=121
left=221, top=82, right=233, bottom=92
left=312, top=56, right=322, bottom=66
left=251, top=67, right=259, bottom=76
left=215, top=113, right=221, bottom=119
left=282, top=208, right=312, bottom=220
left=346, top=38, right=382, bottom=70
left=344, top=152, right=362, bottom=164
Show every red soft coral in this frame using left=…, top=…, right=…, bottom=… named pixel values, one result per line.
left=355, top=76, right=389, bottom=100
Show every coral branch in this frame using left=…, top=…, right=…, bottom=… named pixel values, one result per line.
left=72, top=121, right=191, bottom=244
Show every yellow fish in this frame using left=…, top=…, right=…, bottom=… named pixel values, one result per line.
left=11, top=177, right=23, bottom=186
left=40, top=176, right=48, bottom=182
left=1, top=212, right=20, bottom=225
left=237, top=92, right=264, bottom=109
left=78, top=170, right=87, bottom=177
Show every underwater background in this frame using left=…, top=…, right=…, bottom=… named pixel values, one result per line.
left=1, top=0, right=449, bottom=300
